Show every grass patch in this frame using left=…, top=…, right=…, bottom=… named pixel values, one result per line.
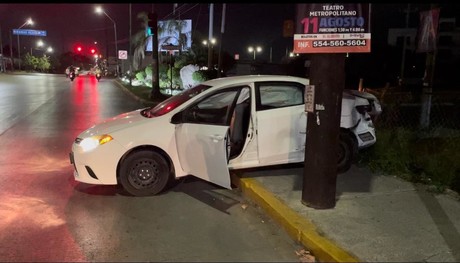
left=127, top=85, right=153, bottom=101
left=120, top=82, right=172, bottom=107
left=358, top=128, right=460, bottom=194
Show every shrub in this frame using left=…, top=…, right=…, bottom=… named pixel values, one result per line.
left=174, top=56, right=188, bottom=69
left=135, top=71, right=145, bottom=82
left=359, top=128, right=415, bottom=177
left=192, top=69, right=218, bottom=83
left=145, top=65, right=153, bottom=79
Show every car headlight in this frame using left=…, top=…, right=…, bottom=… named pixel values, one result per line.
left=79, top=134, right=113, bottom=152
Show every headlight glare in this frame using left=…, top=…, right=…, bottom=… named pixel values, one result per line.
left=80, top=134, right=113, bottom=152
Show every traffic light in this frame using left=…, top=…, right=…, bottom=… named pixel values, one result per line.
left=147, top=12, right=158, bottom=36
left=90, top=48, right=96, bottom=54
left=76, top=46, right=82, bottom=52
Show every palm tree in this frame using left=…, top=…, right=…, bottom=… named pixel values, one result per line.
left=131, top=12, right=149, bottom=71
left=131, top=11, right=169, bottom=101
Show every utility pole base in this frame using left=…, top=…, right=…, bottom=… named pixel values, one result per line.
left=301, top=53, right=345, bottom=209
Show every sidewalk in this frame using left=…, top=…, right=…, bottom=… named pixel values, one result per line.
left=231, top=164, right=460, bottom=262
left=113, top=77, right=460, bottom=261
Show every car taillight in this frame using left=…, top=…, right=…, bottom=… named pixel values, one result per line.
left=356, top=105, right=372, bottom=115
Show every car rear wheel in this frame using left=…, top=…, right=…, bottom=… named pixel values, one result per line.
left=337, top=131, right=357, bottom=174
left=119, top=150, right=171, bottom=196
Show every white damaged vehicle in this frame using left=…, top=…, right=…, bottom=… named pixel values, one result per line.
left=70, top=75, right=382, bottom=196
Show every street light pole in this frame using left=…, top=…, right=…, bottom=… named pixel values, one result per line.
left=248, top=46, right=262, bottom=60
left=203, top=38, right=216, bottom=69
left=96, top=7, right=118, bottom=77
left=17, top=18, right=33, bottom=70
left=34, top=40, right=44, bottom=56
left=0, top=24, right=4, bottom=72
left=30, top=40, right=45, bottom=57
left=129, top=3, right=132, bottom=85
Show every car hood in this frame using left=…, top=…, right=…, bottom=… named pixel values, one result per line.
left=78, top=109, right=147, bottom=138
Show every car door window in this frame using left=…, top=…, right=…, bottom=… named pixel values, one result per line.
left=255, top=81, right=306, bottom=165
left=256, top=82, right=304, bottom=111
left=183, top=90, right=239, bottom=125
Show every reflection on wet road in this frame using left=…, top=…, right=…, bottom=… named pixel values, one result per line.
left=0, top=73, right=302, bottom=262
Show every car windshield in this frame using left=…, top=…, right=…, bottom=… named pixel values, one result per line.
left=142, top=84, right=212, bottom=118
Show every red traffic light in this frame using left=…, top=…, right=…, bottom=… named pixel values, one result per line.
left=76, top=46, right=82, bottom=52
left=90, top=48, right=96, bottom=54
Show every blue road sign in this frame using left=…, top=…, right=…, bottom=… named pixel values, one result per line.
left=13, top=29, right=47, bottom=37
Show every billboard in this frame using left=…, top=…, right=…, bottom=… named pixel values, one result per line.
left=146, top=19, right=192, bottom=52
left=294, top=3, right=371, bottom=53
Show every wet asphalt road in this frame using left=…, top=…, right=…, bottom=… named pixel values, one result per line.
left=0, top=73, right=303, bottom=262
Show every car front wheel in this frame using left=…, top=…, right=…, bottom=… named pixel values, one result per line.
left=337, top=131, right=357, bottom=174
left=119, top=150, right=171, bottom=196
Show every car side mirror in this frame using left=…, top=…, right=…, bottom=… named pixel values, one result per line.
left=171, top=111, right=183, bottom=124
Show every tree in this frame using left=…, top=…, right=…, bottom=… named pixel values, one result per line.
left=23, top=53, right=37, bottom=71
left=37, top=55, right=51, bottom=72
left=131, top=11, right=149, bottom=71
left=22, top=53, right=51, bottom=72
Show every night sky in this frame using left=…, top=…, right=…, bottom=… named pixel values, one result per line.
left=1, top=3, right=460, bottom=64
left=0, top=3, right=295, bottom=62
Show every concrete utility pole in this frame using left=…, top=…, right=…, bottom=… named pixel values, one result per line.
left=149, top=9, right=161, bottom=100
left=419, top=4, right=439, bottom=129
left=129, top=3, right=132, bottom=86
left=302, top=53, right=345, bottom=209
left=400, top=3, right=411, bottom=83
left=207, top=4, right=214, bottom=69
left=217, top=4, right=226, bottom=77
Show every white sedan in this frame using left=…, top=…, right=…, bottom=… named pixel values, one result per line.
left=70, top=75, right=382, bottom=196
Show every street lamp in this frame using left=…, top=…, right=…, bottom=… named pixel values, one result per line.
left=37, top=40, right=44, bottom=48
left=95, top=6, right=118, bottom=76
left=203, top=38, right=216, bottom=69
left=248, top=46, right=262, bottom=60
left=31, top=39, right=44, bottom=56
left=17, top=18, right=34, bottom=70
left=202, top=38, right=216, bottom=47
left=31, top=40, right=52, bottom=56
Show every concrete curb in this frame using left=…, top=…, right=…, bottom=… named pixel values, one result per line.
left=113, top=79, right=155, bottom=107
left=232, top=175, right=360, bottom=263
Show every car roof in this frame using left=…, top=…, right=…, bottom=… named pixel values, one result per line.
left=201, top=75, right=308, bottom=87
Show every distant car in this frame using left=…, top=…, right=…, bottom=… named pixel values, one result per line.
left=70, top=75, right=382, bottom=196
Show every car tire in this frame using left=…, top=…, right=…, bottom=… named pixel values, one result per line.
left=337, top=131, right=357, bottom=174
left=119, top=150, right=171, bottom=196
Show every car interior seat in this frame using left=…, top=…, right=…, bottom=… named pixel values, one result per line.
left=229, top=98, right=250, bottom=159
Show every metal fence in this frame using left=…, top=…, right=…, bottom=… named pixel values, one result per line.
left=367, top=87, right=460, bottom=140
left=362, top=86, right=460, bottom=190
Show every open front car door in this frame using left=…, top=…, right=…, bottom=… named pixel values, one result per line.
left=174, top=89, right=242, bottom=189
